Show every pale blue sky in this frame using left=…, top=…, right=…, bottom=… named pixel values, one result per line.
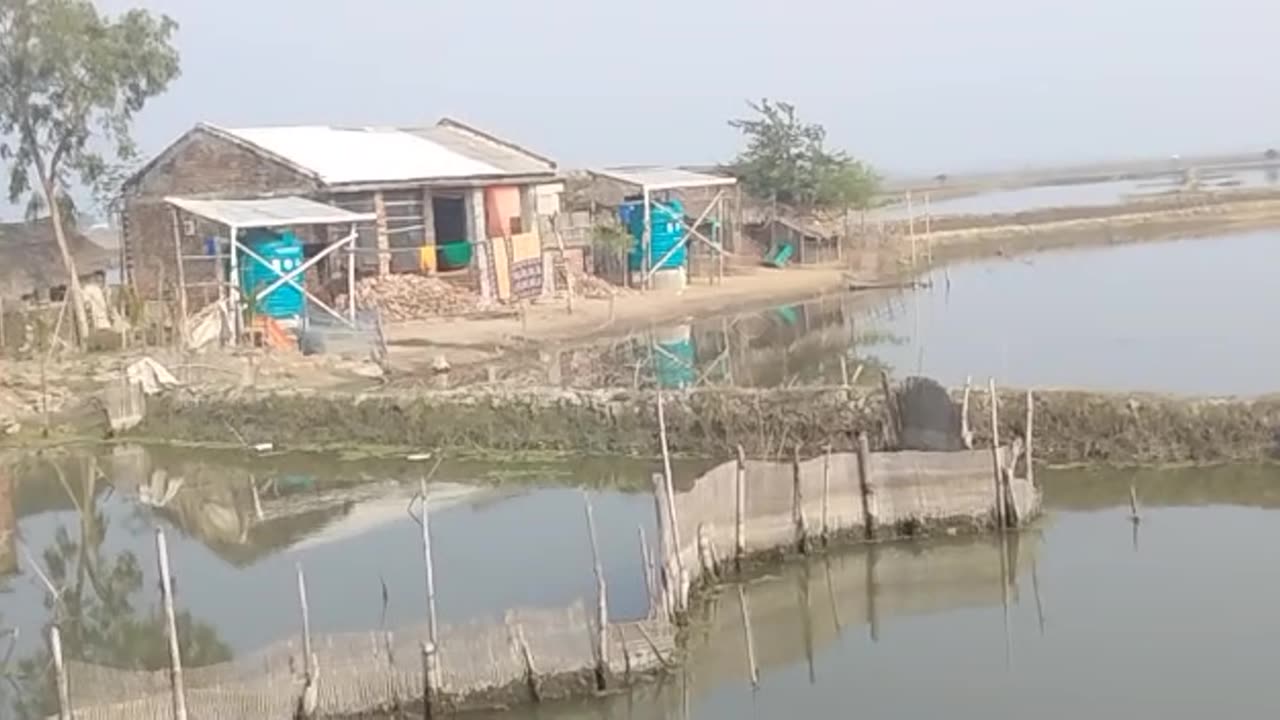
left=40, top=0, right=1280, bottom=191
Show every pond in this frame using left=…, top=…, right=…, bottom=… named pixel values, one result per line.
left=4, top=447, right=1279, bottom=718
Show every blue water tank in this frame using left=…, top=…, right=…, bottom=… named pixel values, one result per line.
left=625, top=199, right=686, bottom=272
left=240, top=229, right=305, bottom=318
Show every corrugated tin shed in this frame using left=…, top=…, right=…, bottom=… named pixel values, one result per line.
left=206, top=119, right=558, bottom=187
left=594, top=166, right=737, bottom=192
left=165, top=196, right=376, bottom=228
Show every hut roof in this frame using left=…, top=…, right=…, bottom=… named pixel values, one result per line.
left=0, top=219, right=115, bottom=300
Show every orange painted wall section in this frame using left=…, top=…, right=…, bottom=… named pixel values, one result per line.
left=485, top=186, right=522, bottom=238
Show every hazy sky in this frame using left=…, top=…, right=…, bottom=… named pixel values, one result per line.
left=46, top=0, right=1280, bottom=182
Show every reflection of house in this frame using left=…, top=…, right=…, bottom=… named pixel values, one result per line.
left=0, top=219, right=116, bottom=303
left=122, top=119, right=562, bottom=304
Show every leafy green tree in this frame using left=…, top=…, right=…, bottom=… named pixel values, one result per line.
left=0, top=0, right=179, bottom=344
left=728, top=99, right=879, bottom=212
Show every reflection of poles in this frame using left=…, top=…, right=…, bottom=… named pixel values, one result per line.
left=798, top=563, right=816, bottom=685
left=865, top=544, right=881, bottom=643
left=998, top=530, right=1012, bottom=671
left=824, top=555, right=843, bottom=632
left=737, top=585, right=760, bottom=688
left=1031, top=559, right=1047, bottom=637
left=155, top=529, right=189, bottom=720
left=1130, top=484, right=1143, bottom=553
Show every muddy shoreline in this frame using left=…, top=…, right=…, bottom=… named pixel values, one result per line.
left=135, top=386, right=1280, bottom=467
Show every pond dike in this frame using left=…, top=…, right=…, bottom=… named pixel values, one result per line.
left=139, top=384, right=1280, bottom=466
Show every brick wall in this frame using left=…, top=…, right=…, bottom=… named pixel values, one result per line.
left=123, top=127, right=321, bottom=299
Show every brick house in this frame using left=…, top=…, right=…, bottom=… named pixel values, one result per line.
left=121, top=119, right=561, bottom=305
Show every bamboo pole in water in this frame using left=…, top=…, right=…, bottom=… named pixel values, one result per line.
left=792, top=445, right=809, bottom=554
left=419, top=477, right=439, bottom=648
left=155, top=529, right=189, bottom=720
left=988, top=379, right=1006, bottom=529
left=1025, top=389, right=1036, bottom=485
left=656, top=391, right=684, bottom=606
left=296, top=563, right=318, bottom=719
left=737, top=585, right=760, bottom=688
left=638, top=526, right=656, bottom=618
left=735, top=445, right=746, bottom=569
left=583, top=492, right=609, bottom=689
left=821, top=446, right=832, bottom=544
left=856, top=432, right=876, bottom=539
left=961, top=376, right=974, bottom=449
left=51, top=626, right=70, bottom=720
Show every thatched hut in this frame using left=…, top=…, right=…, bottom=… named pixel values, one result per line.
left=0, top=219, right=116, bottom=302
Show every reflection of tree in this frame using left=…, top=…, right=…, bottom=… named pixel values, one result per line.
left=9, top=456, right=231, bottom=720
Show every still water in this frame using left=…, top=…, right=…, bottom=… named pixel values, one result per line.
left=4, top=448, right=1279, bottom=717
left=538, top=230, right=1280, bottom=396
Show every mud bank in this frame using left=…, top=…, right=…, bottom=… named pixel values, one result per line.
left=137, top=386, right=1280, bottom=466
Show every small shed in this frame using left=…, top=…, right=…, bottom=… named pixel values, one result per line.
left=122, top=118, right=562, bottom=307
left=0, top=219, right=116, bottom=302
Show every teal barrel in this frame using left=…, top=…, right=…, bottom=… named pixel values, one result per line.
left=240, top=229, right=305, bottom=318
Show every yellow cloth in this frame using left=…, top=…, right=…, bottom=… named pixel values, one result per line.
left=419, top=245, right=437, bottom=273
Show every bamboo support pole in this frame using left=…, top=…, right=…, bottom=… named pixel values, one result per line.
left=583, top=492, right=609, bottom=689
left=297, top=562, right=317, bottom=718
left=988, top=379, right=1006, bottom=529
left=421, top=642, right=439, bottom=718
left=651, top=473, right=674, bottom=620
left=737, top=585, right=760, bottom=688
left=735, top=445, right=746, bottom=569
left=961, top=376, right=974, bottom=449
left=51, top=626, right=71, bottom=720
left=1025, top=389, right=1036, bottom=485
left=656, top=391, right=684, bottom=604
left=1130, top=484, right=1142, bottom=522
left=821, top=446, right=832, bottom=544
left=880, top=371, right=899, bottom=448
left=856, top=432, right=876, bottom=539
left=638, top=526, right=656, bottom=618
left=792, top=445, right=809, bottom=553
left=155, top=529, right=189, bottom=720
left=419, top=477, right=440, bottom=648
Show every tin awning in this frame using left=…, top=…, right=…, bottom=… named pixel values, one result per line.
left=163, top=196, right=375, bottom=228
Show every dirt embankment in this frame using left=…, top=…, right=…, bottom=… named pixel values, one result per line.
left=137, top=386, right=1280, bottom=467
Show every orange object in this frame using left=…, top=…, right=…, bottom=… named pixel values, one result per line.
left=484, top=186, right=522, bottom=238
left=253, top=316, right=294, bottom=350
left=419, top=244, right=438, bottom=273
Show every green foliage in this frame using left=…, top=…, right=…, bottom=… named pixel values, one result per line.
left=0, top=0, right=180, bottom=204
left=728, top=99, right=880, bottom=211
left=591, top=222, right=631, bottom=254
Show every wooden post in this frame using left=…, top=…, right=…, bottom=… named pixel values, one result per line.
left=296, top=563, right=318, bottom=719
left=651, top=473, right=674, bottom=620
left=656, top=391, right=684, bottom=602
left=821, top=446, right=832, bottom=544
left=737, top=585, right=760, bottom=688
left=155, top=529, right=189, bottom=720
left=638, top=526, right=657, bottom=618
left=421, top=642, right=439, bottom=718
left=1129, top=484, right=1142, bottom=523
left=554, top=218, right=575, bottom=315
left=169, top=208, right=190, bottom=346
left=511, top=621, right=540, bottom=702
left=856, top=432, right=877, bottom=538
left=50, top=626, right=71, bottom=720
left=961, top=376, right=974, bottom=449
left=839, top=356, right=850, bottom=399
left=583, top=492, right=609, bottom=690
left=988, top=379, right=1006, bottom=530
left=374, top=191, right=391, bottom=277
left=1025, top=390, right=1035, bottom=486
left=792, top=445, right=809, bottom=553
left=880, top=371, right=899, bottom=448
left=418, top=477, right=439, bottom=648
left=734, top=445, right=746, bottom=570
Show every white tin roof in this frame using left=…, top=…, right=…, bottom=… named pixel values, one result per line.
left=165, top=196, right=376, bottom=228
left=594, top=166, right=738, bottom=192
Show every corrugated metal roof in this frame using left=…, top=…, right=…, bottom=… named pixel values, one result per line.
left=215, top=125, right=505, bottom=185
left=594, top=166, right=738, bottom=192
left=409, top=122, right=556, bottom=176
left=165, top=196, right=376, bottom=228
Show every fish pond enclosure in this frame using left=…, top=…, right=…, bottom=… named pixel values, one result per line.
left=43, top=383, right=1039, bottom=719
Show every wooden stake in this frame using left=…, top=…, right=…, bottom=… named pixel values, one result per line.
left=792, top=445, right=809, bottom=553
left=296, top=563, right=318, bottom=719
left=418, top=477, right=439, bottom=647
left=554, top=220, right=575, bottom=315
left=583, top=492, right=609, bottom=689
left=655, top=391, right=684, bottom=603
left=839, top=356, right=850, bottom=392
left=638, top=526, right=656, bottom=618
left=735, top=445, right=746, bottom=570
left=961, top=376, right=974, bottom=449
left=856, top=432, right=876, bottom=539
left=511, top=620, right=540, bottom=703
left=651, top=473, right=674, bottom=621
left=737, top=585, right=760, bottom=688
left=880, top=371, right=899, bottom=448
left=1025, top=390, right=1035, bottom=486
left=169, top=208, right=190, bottom=347
left=1129, top=484, right=1142, bottom=523
left=421, top=642, right=439, bottom=718
left=988, top=379, right=1006, bottom=530
left=51, top=626, right=71, bottom=720
left=155, top=529, right=189, bottom=720
left=821, top=446, right=832, bottom=544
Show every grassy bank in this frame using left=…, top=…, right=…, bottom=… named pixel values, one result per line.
left=135, top=386, right=1280, bottom=466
